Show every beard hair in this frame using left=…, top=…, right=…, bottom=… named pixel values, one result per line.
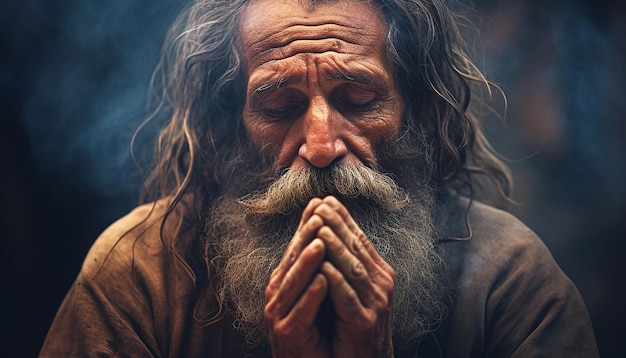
left=203, top=130, right=445, bottom=353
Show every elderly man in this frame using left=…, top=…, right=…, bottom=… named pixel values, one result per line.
left=40, top=0, right=599, bottom=356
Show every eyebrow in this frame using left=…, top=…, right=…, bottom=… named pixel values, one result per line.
left=252, top=76, right=296, bottom=95
left=248, top=68, right=389, bottom=102
left=326, top=69, right=383, bottom=86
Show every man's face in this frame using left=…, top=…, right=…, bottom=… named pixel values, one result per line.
left=217, top=2, right=441, bottom=346
left=240, top=0, right=404, bottom=171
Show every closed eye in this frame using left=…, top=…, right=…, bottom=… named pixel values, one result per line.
left=251, top=89, right=307, bottom=121
left=332, top=83, right=383, bottom=116
left=338, top=99, right=378, bottom=113
left=262, top=104, right=303, bottom=119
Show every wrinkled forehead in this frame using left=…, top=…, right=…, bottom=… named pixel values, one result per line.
left=238, top=0, right=389, bottom=70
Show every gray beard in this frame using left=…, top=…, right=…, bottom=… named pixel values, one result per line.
left=204, top=130, right=445, bottom=352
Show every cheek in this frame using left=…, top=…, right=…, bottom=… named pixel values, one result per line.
left=353, top=123, right=397, bottom=160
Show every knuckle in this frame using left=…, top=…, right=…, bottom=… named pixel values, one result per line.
left=318, top=225, right=333, bottom=239
left=308, top=197, right=323, bottom=208
left=376, top=293, right=390, bottom=309
left=285, top=250, right=297, bottom=266
left=309, top=214, right=323, bottom=227
left=355, top=312, right=377, bottom=332
left=324, top=195, right=339, bottom=205
left=351, top=261, right=366, bottom=278
left=374, top=262, right=395, bottom=286
left=334, top=239, right=347, bottom=255
left=268, top=271, right=279, bottom=281
left=350, top=235, right=364, bottom=254
left=380, top=279, right=394, bottom=294
left=310, top=274, right=327, bottom=292
left=385, top=264, right=396, bottom=282
left=282, top=272, right=297, bottom=290
left=274, top=320, right=289, bottom=336
left=343, top=287, right=360, bottom=306
left=265, top=281, right=278, bottom=300
left=381, top=265, right=396, bottom=287
left=264, top=304, right=277, bottom=324
left=274, top=319, right=306, bottom=340
left=314, top=203, right=331, bottom=217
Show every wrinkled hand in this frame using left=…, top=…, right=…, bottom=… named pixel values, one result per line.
left=264, top=196, right=395, bottom=358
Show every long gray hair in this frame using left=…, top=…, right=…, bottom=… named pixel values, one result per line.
left=135, top=0, right=512, bottom=297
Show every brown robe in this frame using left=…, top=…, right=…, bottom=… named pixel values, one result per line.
left=39, top=196, right=599, bottom=357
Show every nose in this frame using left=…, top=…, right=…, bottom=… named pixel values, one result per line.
left=298, top=97, right=347, bottom=168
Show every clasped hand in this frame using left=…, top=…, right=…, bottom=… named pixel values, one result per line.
left=264, top=196, right=395, bottom=357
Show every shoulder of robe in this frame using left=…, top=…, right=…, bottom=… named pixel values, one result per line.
left=444, top=195, right=541, bottom=245
left=79, top=198, right=179, bottom=280
left=435, top=198, right=598, bottom=358
left=441, top=195, right=554, bottom=273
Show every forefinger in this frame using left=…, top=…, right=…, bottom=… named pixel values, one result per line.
left=270, top=198, right=324, bottom=283
left=320, top=196, right=388, bottom=268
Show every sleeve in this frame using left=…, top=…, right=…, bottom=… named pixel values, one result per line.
left=483, top=230, right=599, bottom=358
left=38, top=270, right=160, bottom=357
left=38, top=208, right=165, bottom=358
left=436, top=199, right=600, bottom=358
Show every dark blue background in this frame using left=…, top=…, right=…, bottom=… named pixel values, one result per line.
left=1, top=0, right=624, bottom=356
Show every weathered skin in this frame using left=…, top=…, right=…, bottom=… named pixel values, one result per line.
left=240, top=0, right=404, bottom=356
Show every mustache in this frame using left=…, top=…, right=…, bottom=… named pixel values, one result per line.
left=238, top=162, right=410, bottom=215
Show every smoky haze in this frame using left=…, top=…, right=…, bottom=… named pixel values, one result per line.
left=1, top=0, right=183, bottom=355
left=19, top=0, right=182, bottom=197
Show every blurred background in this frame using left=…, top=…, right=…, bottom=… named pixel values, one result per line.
left=1, top=0, right=624, bottom=356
